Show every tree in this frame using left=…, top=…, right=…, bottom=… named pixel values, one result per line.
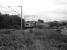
left=38, top=19, right=44, bottom=23
left=0, top=13, right=25, bottom=29
left=48, top=21, right=60, bottom=27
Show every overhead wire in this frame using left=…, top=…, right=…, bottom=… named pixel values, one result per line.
left=0, top=5, right=20, bottom=15
left=8, top=6, right=20, bottom=15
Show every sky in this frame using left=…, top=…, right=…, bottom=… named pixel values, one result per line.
left=0, top=0, right=67, bottom=21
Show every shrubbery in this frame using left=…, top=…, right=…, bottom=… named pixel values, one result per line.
left=0, top=28, right=67, bottom=50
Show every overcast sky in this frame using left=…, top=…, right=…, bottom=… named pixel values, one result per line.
left=0, top=0, right=67, bottom=21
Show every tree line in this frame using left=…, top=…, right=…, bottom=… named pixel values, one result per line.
left=0, top=13, right=25, bottom=29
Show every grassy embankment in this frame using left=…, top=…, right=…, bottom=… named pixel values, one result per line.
left=0, top=28, right=67, bottom=50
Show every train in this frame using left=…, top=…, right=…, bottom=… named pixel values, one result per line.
left=24, top=21, right=50, bottom=29
left=24, top=21, right=36, bottom=28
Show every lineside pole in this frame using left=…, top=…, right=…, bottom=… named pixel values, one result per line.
left=18, top=6, right=23, bottom=29
left=20, top=6, right=22, bottom=30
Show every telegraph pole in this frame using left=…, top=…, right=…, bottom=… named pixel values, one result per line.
left=18, top=6, right=23, bottom=29
left=21, top=6, right=23, bottom=30
left=8, top=6, right=23, bottom=29
left=21, top=6, right=22, bottom=29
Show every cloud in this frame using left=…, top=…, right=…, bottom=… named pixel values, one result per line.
left=55, top=0, right=67, bottom=5
left=35, top=0, right=67, bottom=21
left=37, top=8, right=67, bottom=21
left=0, top=0, right=67, bottom=22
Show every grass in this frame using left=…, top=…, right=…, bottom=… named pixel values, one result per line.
left=0, top=28, right=67, bottom=50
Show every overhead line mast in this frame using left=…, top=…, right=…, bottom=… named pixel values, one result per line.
left=19, top=6, right=23, bottom=30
